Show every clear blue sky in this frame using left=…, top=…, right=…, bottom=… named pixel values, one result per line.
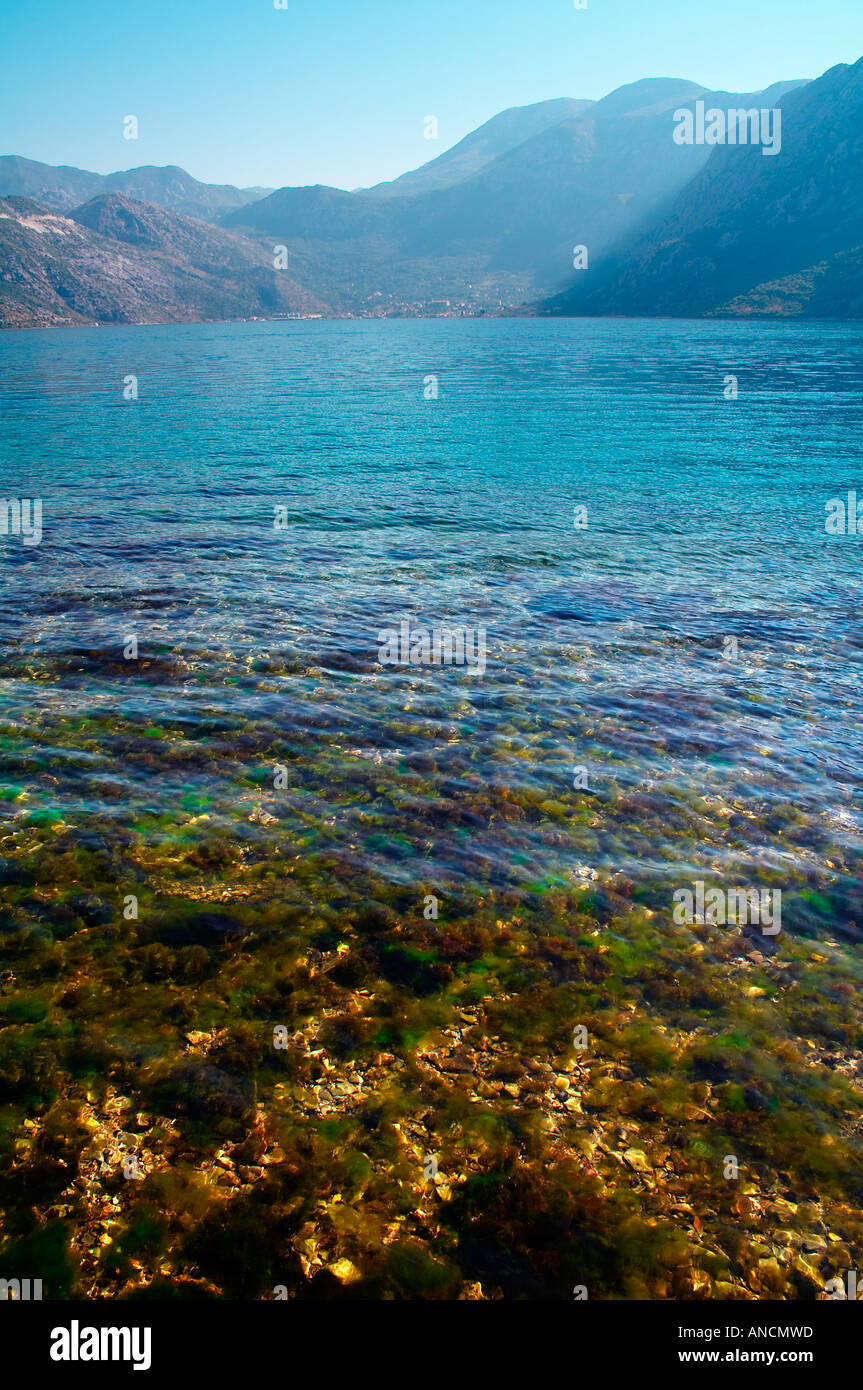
left=1, top=0, right=860, bottom=191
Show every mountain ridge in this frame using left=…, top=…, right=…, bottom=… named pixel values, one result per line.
left=363, top=97, right=596, bottom=198
left=221, top=76, right=808, bottom=314
left=541, top=59, right=861, bottom=318
left=10, top=64, right=863, bottom=328
left=0, top=157, right=273, bottom=223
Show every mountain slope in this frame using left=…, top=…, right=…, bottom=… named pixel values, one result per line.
left=0, top=194, right=327, bottom=327
left=542, top=60, right=860, bottom=317
left=364, top=97, right=595, bottom=198
left=715, top=243, right=863, bottom=317
left=0, top=157, right=271, bottom=222
left=224, top=77, right=808, bottom=313
left=0, top=157, right=103, bottom=208
left=1, top=71, right=829, bottom=326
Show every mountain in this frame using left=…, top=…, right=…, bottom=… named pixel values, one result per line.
left=542, top=61, right=861, bottom=318
left=0, top=193, right=327, bottom=327
left=717, top=244, right=863, bottom=317
left=364, top=97, right=595, bottom=198
left=224, top=77, right=808, bottom=314
left=0, top=157, right=103, bottom=208
left=0, top=157, right=272, bottom=222
left=0, top=71, right=827, bottom=327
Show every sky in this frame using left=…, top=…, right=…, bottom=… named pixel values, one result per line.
left=1, top=0, right=861, bottom=192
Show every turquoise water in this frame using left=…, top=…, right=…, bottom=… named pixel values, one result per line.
left=3, top=316, right=863, bottom=1303
left=1, top=316, right=862, bottom=913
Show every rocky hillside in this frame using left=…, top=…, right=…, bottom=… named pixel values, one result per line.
left=0, top=194, right=327, bottom=328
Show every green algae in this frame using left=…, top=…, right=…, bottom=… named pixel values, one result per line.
left=0, top=696, right=862, bottom=1301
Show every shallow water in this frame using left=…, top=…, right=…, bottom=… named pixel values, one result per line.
left=1, top=317, right=862, bottom=898
left=1, top=317, right=862, bottom=1300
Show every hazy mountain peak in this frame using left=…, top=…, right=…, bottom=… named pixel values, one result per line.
left=542, top=53, right=862, bottom=319
left=588, top=78, right=709, bottom=119
left=364, top=96, right=595, bottom=199
left=0, top=156, right=271, bottom=222
left=584, top=75, right=811, bottom=121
